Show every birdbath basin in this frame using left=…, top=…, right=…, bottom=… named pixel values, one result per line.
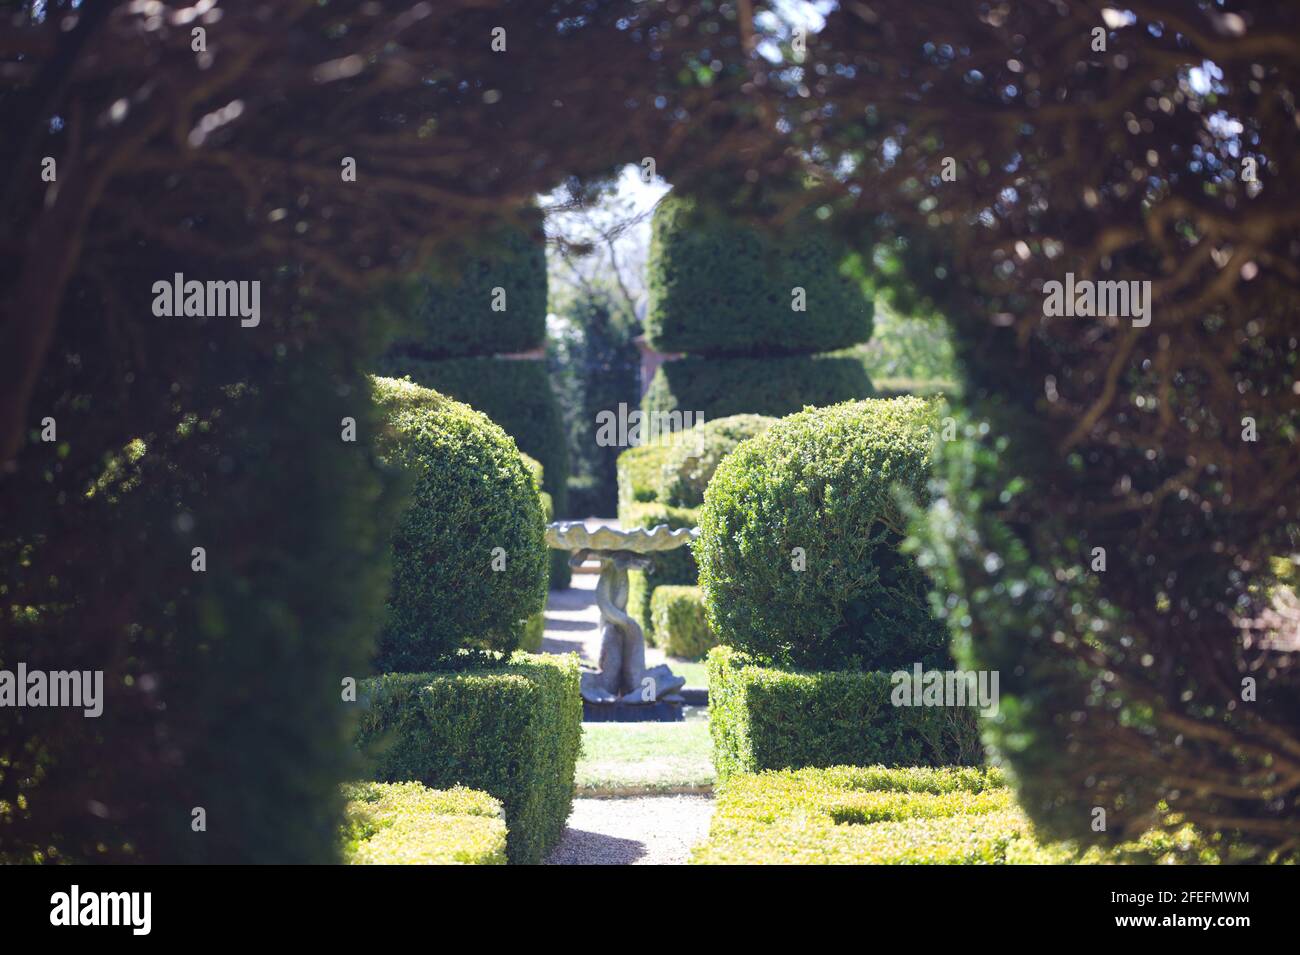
left=545, top=521, right=698, bottom=704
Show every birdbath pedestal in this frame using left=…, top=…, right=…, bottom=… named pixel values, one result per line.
left=545, top=522, right=697, bottom=706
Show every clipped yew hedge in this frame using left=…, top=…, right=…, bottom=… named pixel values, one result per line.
left=707, top=647, right=982, bottom=779
left=355, top=652, right=581, bottom=865
left=646, top=195, right=873, bottom=356
left=642, top=354, right=873, bottom=421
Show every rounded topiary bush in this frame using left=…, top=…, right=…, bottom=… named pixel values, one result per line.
left=696, top=397, right=947, bottom=671
left=655, top=413, right=778, bottom=507
left=371, top=376, right=548, bottom=672
left=646, top=195, right=873, bottom=356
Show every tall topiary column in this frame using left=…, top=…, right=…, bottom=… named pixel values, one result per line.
left=379, top=215, right=571, bottom=588
left=642, top=194, right=876, bottom=420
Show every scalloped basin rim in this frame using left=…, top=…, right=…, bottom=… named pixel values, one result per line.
left=544, top=521, right=700, bottom=553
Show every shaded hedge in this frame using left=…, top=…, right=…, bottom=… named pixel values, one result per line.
left=391, top=220, right=547, bottom=359
left=646, top=195, right=872, bottom=356
left=0, top=262, right=404, bottom=863
left=642, top=354, right=873, bottom=421
left=650, top=586, right=717, bottom=659
left=355, top=653, right=581, bottom=865
left=341, top=782, right=506, bottom=865
left=697, top=397, right=945, bottom=671
left=377, top=355, right=570, bottom=588
left=707, top=647, right=982, bottom=780
left=371, top=377, right=547, bottom=672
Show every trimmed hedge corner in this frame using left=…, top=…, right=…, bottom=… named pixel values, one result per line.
left=707, top=646, right=983, bottom=780
left=697, top=396, right=945, bottom=671
left=642, top=354, right=874, bottom=421
left=650, top=586, right=717, bottom=659
left=342, top=782, right=507, bottom=865
left=646, top=195, right=873, bottom=356
left=355, top=653, right=582, bottom=865
left=371, top=376, right=547, bottom=672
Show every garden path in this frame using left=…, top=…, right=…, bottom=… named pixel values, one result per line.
left=545, top=795, right=714, bottom=865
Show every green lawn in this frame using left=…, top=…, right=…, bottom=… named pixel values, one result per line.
left=669, top=657, right=708, bottom=689
left=576, top=720, right=714, bottom=794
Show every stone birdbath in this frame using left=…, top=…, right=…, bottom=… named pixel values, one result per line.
left=545, top=521, right=697, bottom=706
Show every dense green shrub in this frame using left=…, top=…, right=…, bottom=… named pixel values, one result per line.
left=650, top=586, right=716, bottom=659
left=654, top=414, right=777, bottom=508
left=707, top=647, right=983, bottom=780
left=377, top=355, right=570, bottom=588
left=646, top=195, right=872, bottom=356
left=698, top=397, right=945, bottom=671
left=621, top=501, right=699, bottom=641
left=549, top=286, right=641, bottom=519
left=372, top=377, right=547, bottom=672
left=342, top=782, right=507, bottom=865
left=0, top=263, right=404, bottom=862
left=691, top=765, right=1026, bottom=865
left=691, top=763, right=1238, bottom=865
left=391, top=220, right=547, bottom=359
left=642, top=355, right=873, bottom=421
left=355, top=653, right=582, bottom=865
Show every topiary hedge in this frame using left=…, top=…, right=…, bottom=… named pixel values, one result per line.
left=341, top=782, right=507, bottom=865
left=377, top=355, right=570, bottom=588
left=650, top=585, right=717, bottom=659
left=391, top=219, right=548, bottom=359
left=372, top=376, right=548, bottom=672
left=697, top=396, right=945, bottom=671
left=691, top=765, right=1022, bottom=865
left=355, top=652, right=582, bottom=865
left=691, top=762, right=1236, bottom=865
left=646, top=195, right=873, bottom=356
left=707, top=646, right=983, bottom=780
left=642, top=354, right=873, bottom=422
left=654, top=414, right=777, bottom=508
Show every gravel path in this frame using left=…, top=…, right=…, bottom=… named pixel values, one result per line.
left=546, top=795, right=714, bottom=865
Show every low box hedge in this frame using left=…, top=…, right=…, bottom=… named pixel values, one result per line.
left=355, top=652, right=581, bottom=865
left=342, top=781, right=507, bottom=865
left=621, top=501, right=699, bottom=642
left=707, top=646, right=983, bottom=780
left=691, top=764, right=1234, bottom=865
left=642, top=354, right=874, bottom=421
left=691, top=764, right=1029, bottom=865
left=650, top=585, right=717, bottom=659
